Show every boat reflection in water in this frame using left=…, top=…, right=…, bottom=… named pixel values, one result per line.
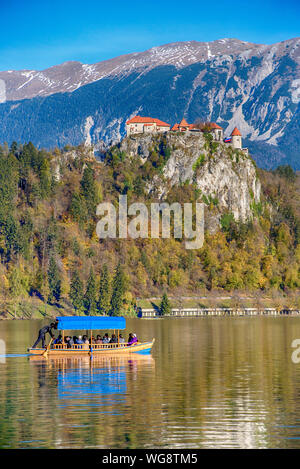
left=29, top=354, right=155, bottom=417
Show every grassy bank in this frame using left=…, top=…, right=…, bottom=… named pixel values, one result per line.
left=1, top=290, right=299, bottom=320
left=137, top=292, right=300, bottom=311
left=0, top=297, right=72, bottom=320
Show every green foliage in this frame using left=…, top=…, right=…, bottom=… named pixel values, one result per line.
left=158, top=138, right=172, bottom=160
left=47, top=256, right=61, bottom=304
left=110, top=263, right=126, bottom=316
left=70, top=270, right=84, bottom=313
left=203, top=132, right=219, bottom=155
left=202, top=194, right=219, bottom=207
left=80, top=164, right=98, bottom=217
left=9, top=265, right=30, bottom=299
left=160, top=292, right=172, bottom=316
left=220, top=212, right=235, bottom=231
left=70, top=192, right=87, bottom=226
left=0, top=153, right=18, bottom=212
left=84, top=267, right=97, bottom=315
left=105, top=147, right=127, bottom=166
left=98, top=264, right=111, bottom=315
left=251, top=201, right=263, bottom=217
left=140, top=137, right=172, bottom=177
left=192, top=154, right=205, bottom=172
left=274, top=165, right=296, bottom=182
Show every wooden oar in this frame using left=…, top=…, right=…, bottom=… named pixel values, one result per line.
left=43, top=338, right=53, bottom=357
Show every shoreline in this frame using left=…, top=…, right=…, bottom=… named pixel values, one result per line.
left=1, top=293, right=299, bottom=320
left=1, top=309, right=300, bottom=321
left=140, top=307, right=300, bottom=318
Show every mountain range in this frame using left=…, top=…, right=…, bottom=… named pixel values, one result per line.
left=0, top=37, right=299, bottom=168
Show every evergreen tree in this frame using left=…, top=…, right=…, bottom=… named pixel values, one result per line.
left=160, top=292, right=171, bottom=316
left=110, top=263, right=125, bottom=316
left=47, top=256, right=61, bottom=303
left=0, top=152, right=18, bottom=213
left=39, top=157, right=51, bottom=198
left=70, top=192, right=87, bottom=226
left=80, top=164, right=96, bottom=217
left=98, top=264, right=111, bottom=315
left=10, top=141, right=18, bottom=155
left=4, top=215, right=21, bottom=260
left=274, top=164, right=296, bottom=182
left=84, top=267, right=97, bottom=315
left=69, top=270, right=84, bottom=313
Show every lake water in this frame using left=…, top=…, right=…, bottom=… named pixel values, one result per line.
left=1, top=317, right=300, bottom=448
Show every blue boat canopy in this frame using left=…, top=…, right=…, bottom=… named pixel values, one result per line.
left=56, top=316, right=126, bottom=331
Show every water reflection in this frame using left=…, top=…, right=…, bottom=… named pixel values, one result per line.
left=31, top=355, right=153, bottom=408
left=26, top=354, right=155, bottom=448
left=2, top=318, right=300, bottom=448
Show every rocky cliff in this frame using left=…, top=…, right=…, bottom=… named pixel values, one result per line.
left=118, top=132, right=261, bottom=228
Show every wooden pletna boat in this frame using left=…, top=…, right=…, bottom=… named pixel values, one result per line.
left=28, top=316, right=155, bottom=357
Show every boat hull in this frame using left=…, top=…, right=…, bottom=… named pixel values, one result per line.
left=28, top=339, right=155, bottom=356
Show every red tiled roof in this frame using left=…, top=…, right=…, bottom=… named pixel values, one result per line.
left=179, top=118, right=189, bottom=126
left=209, top=122, right=223, bottom=130
left=171, top=121, right=198, bottom=131
left=126, top=115, right=170, bottom=127
left=172, top=120, right=223, bottom=131
left=231, top=127, right=242, bottom=136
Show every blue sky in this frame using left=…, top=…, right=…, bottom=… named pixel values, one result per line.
left=0, top=0, right=299, bottom=71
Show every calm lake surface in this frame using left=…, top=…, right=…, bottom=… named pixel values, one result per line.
left=1, top=317, right=300, bottom=448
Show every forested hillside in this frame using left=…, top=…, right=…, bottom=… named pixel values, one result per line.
left=0, top=138, right=299, bottom=319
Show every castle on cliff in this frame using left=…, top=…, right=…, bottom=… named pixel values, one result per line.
left=126, top=116, right=247, bottom=153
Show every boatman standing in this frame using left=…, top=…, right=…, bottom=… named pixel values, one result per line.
left=31, top=322, right=57, bottom=349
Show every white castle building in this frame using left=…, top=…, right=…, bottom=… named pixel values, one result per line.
left=126, top=116, right=170, bottom=135
left=126, top=115, right=246, bottom=152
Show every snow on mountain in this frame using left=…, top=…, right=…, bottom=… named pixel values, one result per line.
left=0, top=39, right=273, bottom=101
left=0, top=37, right=299, bottom=168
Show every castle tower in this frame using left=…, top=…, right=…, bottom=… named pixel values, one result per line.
left=210, top=122, right=223, bottom=141
left=179, top=118, right=189, bottom=131
left=231, top=127, right=242, bottom=149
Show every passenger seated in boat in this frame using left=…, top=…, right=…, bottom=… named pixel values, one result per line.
left=110, top=334, right=118, bottom=344
left=65, top=336, right=74, bottom=348
left=76, top=335, right=84, bottom=344
left=127, top=333, right=138, bottom=346
left=53, top=335, right=62, bottom=345
left=119, top=334, right=125, bottom=344
left=102, top=333, right=110, bottom=344
left=96, top=335, right=102, bottom=344
left=82, top=335, right=89, bottom=350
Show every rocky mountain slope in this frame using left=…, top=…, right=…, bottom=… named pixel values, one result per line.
left=0, top=39, right=262, bottom=102
left=0, top=38, right=299, bottom=168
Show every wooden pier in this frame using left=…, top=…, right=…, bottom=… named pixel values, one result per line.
left=140, top=307, right=300, bottom=318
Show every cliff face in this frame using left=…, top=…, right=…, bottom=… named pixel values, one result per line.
left=119, top=132, right=261, bottom=227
